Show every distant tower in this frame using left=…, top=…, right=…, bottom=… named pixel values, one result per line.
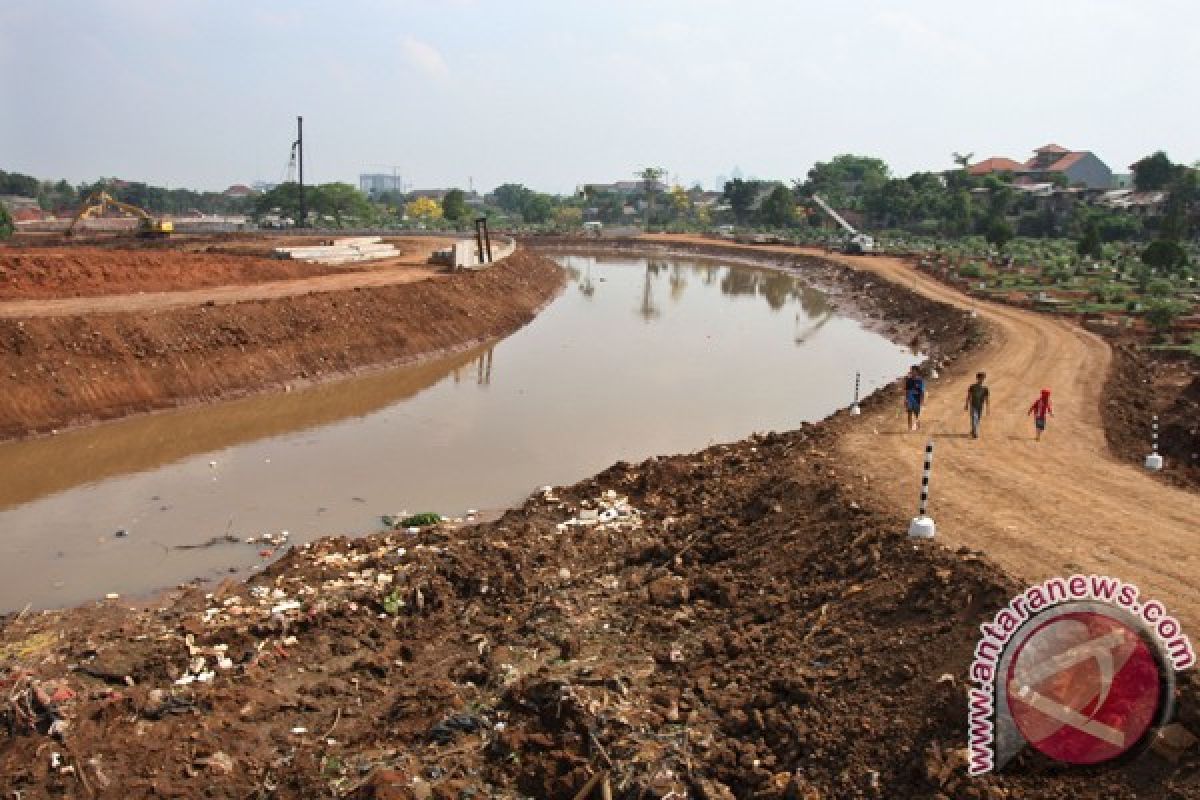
left=731, top=165, right=744, bottom=181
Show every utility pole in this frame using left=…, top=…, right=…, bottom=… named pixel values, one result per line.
left=296, top=116, right=305, bottom=228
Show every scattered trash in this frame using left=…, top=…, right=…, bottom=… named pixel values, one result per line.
left=428, top=712, right=488, bottom=744
left=556, top=490, right=643, bottom=533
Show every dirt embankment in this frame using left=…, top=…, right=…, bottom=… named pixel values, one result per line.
left=2, top=426, right=1197, bottom=798
left=0, top=247, right=361, bottom=301
left=2, top=244, right=1194, bottom=798
left=1104, top=344, right=1200, bottom=489
left=0, top=249, right=563, bottom=439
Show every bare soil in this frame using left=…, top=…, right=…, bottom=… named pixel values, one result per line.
left=0, top=248, right=563, bottom=439
left=0, top=247, right=355, bottom=301
left=2, top=427, right=1197, bottom=798
left=1, top=238, right=1197, bottom=798
left=1104, top=343, right=1200, bottom=490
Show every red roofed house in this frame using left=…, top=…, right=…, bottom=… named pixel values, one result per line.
left=967, top=157, right=1027, bottom=177
left=968, top=145, right=1114, bottom=189
left=223, top=184, right=256, bottom=198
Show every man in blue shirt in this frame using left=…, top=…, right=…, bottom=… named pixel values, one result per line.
left=904, top=365, right=926, bottom=432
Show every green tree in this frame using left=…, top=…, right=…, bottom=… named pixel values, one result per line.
left=759, top=185, right=796, bottom=227
left=1142, top=239, right=1189, bottom=273
left=1144, top=300, right=1185, bottom=337
left=985, top=218, right=1014, bottom=251
left=944, top=189, right=974, bottom=236
left=442, top=189, right=468, bottom=222
left=254, top=181, right=305, bottom=221
left=0, top=204, right=13, bottom=239
left=1077, top=222, right=1103, bottom=260
left=553, top=206, right=583, bottom=229
left=637, top=166, right=666, bottom=227
left=521, top=193, right=554, bottom=224
left=492, top=184, right=534, bottom=214
left=723, top=178, right=759, bottom=225
left=1146, top=278, right=1174, bottom=298
left=314, top=183, right=371, bottom=227
left=1131, top=151, right=1177, bottom=191
left=0, top=170, right=40, bottom=197
left=801, top=154, right=890, bottom=209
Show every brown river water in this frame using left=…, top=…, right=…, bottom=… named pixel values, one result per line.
left=0, top=255, right=919, bottom=610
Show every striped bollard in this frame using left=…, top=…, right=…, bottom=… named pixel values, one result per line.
left=908, top=439, right=936, bottom=539
left=1145, top=415, right=1164, bottom=471
left=850, top=371, right=862, bottom=416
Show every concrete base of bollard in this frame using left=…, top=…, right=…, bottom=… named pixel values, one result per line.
left=1145, top=453, right=1164, bottom=471
left=908, top=516, right=936, bottom=539
left=850, top=404, right=861, bottom=416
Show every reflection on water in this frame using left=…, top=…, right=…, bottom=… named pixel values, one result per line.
left=0, top=254, right=918, bottom=610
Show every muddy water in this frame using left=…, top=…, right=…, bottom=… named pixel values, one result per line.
left=0, top=255, right=919, bottom=610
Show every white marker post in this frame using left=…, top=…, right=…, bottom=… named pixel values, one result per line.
left=850, top=371, right=862, bottom=416
left=908, top=439, right=936, bottom=539
left=1145, top=414, right=1164, bottom=471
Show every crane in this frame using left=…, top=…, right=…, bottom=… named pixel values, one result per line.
left=65, top=191, right=174, bottom=238
left=810, top=193, right=874, bottom=255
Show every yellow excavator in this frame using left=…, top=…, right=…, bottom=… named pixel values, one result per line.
left=65, top=190, right=173, bottom=238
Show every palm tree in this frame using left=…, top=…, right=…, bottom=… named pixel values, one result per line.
left=637, top=167, right=666, bottom=228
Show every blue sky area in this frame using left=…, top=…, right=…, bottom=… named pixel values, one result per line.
left=1, top=0, right=1195, bottom=193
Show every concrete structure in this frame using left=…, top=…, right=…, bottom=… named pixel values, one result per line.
left=360, top=174, right=404, bottom=195
left=274, top=236, right=400, bottom=265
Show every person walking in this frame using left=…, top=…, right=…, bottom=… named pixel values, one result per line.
left=964, top=372, right=990, bottom=438
left=904, top=365, right=926, bottom=432
left=1028, top=388, right=1053, bottom=441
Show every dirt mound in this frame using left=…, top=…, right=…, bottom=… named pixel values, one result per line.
left=0, top=249, right=564, bottom=439
left=1104, top=344, right=1200, bottom=489
left=1, top=426, right=1196, bottom=798
left=0, top=247, right=353, bottom=300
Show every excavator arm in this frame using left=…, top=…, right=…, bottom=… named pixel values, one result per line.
left=65, top=191, right=172, bottom=237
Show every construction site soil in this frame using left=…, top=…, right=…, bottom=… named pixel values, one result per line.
left=0, top=248, right=562, bottom=440
left=1105, top=343, right=1200, bottom=490
left=2, top=239, right=1197, bottom=798
left=0, top=247, right=354, bottom=301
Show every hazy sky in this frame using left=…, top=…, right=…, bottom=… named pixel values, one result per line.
left=2, top=1, right=1196, bottom=194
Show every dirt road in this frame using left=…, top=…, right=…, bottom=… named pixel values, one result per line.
left=0, top=237, right=454, bottom=318
left=646, top=235, right=1200, bottom=630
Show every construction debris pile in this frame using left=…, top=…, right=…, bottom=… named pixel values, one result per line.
left=1, top=419, right=1197, bottom=799
left=273, top=237, right=401, bottom=266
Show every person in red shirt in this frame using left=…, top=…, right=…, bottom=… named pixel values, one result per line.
left=1028, top=388, right=1053, bottom=441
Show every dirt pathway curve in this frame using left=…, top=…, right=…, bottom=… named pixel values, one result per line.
left=0, top=237, right=456, bottom=318
left=646, top=235, right=1200, bottom=630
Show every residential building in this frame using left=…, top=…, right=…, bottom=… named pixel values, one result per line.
left=966, top=157, right=1026, bottom=178
left=359, top=173, right=404, bottom=195
left=968, top=144, right=1114, bottom=189
left=222, top=184, right=256, bottom=198
left=1098, top=189, right=1169, bottom=217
